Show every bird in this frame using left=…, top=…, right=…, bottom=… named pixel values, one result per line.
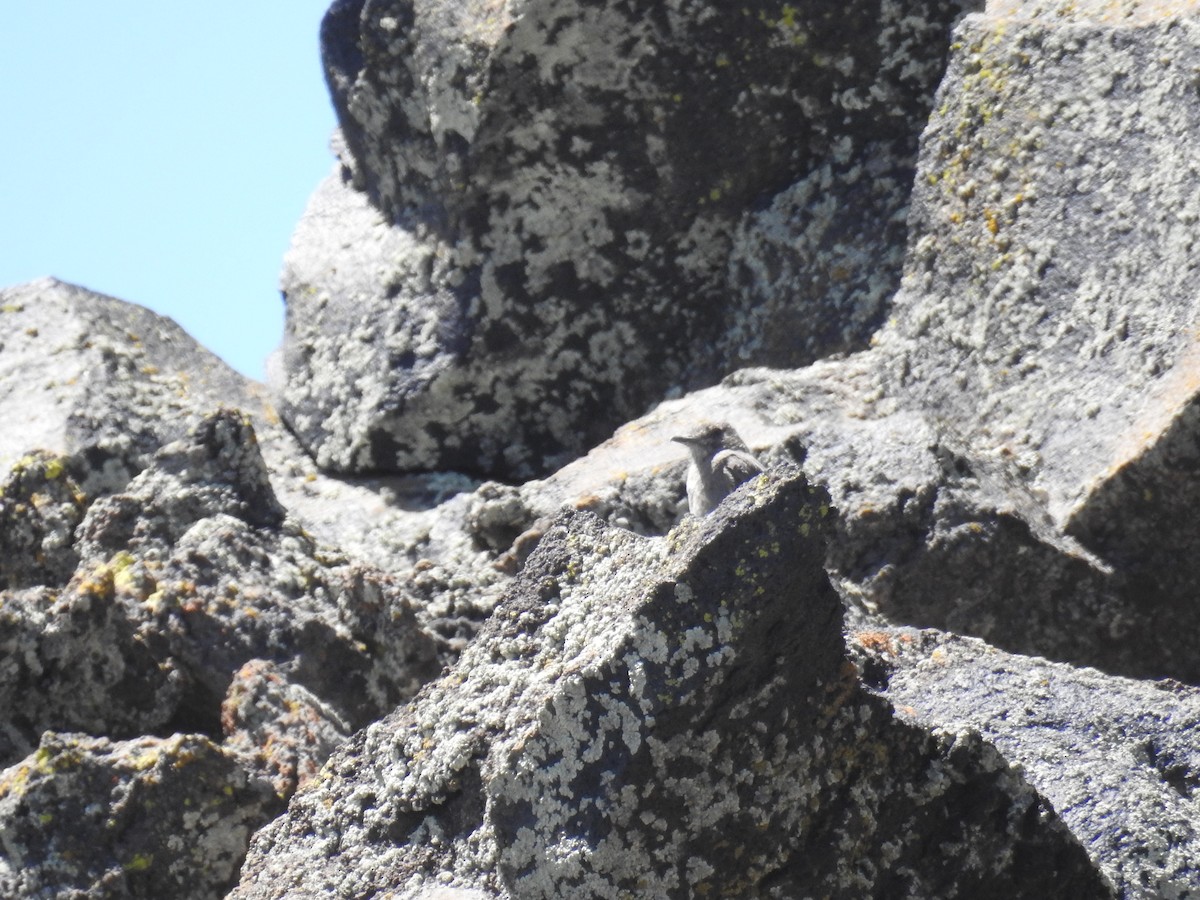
left=671, top=422, right=764, bottom=515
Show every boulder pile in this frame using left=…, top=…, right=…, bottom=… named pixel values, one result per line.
left=4, top=1, right=1200, bottom=897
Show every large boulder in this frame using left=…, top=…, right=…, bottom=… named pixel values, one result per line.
left=0, top=278, right=262, bottom=496
left=869, top=0, right=1200, bottom=673
left=277, top=0, right=976, bottom=478
left=856, top=626, right=1200, bottom=896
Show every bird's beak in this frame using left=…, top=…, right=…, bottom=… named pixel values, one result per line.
left=671, top=435, right=694, bottom=446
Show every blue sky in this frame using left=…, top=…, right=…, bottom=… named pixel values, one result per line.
left=1, top=6, right=339, bottom=380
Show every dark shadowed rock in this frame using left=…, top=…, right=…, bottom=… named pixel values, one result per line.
left=231, top=468, right=1108, bottom=898
left=278, top=0, right=977, bottom=479
left=856, top=626, right=1200, bottom=897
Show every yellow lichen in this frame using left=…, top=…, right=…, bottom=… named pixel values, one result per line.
left=124, top=853, right=154, bottom=873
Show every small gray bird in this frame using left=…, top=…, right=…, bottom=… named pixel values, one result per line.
left=672, top=422, right=764, bottom=515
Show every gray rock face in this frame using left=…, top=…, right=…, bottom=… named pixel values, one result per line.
left=66, top=408, right=439, bottom=736
left=857, top=627, right=1200, bottom=896
left=221, top=659, right=353, bottom=799
left=0, top=580, right=186, bottom=765
left=0, top=278, right=261, bottom=496
left=869, top=1, right=1200, bottom=678
left=232, top=470, right=1107, bottom=899
left=0, top=451, right=87, bottom=590
left=0, top=389, right=446, bottom=897
left=0, top=405, right=439, bottom=762
left=278, top=0, right=975, bottom=478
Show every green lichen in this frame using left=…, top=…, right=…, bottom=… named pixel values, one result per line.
left=124, top=853, right=154, bottom=873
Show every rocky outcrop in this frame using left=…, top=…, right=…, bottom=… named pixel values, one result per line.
left=6, top=0, right=1200, bottom=897
left=0, top=450, right=88, bottom=590
left=0, top=278, right=261, bottom=497
left=278, top=0, right=976, bottom=478
left=880, top=0, right=1200, bottom=614
left=231, top=470, right=1109, bottom=898
left=0, top=339, right=447, bottom=898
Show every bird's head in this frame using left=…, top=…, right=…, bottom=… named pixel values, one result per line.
left=671, top=422, right=748, bottom=458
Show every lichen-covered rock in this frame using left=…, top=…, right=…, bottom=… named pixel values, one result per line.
left=720, top=139, right=919, bottom=371
left=75, top=409, right=286, bottom=563
left=0, top=278, right=263, bottom=497
left=878, top=4, right=1200, bottom=615
left=11, top=0, right=1200, bottom=895
left=0, top=578, right=186, bottom=768
left=0, top=732, right=277, bottom=900
left=0, top=276, right=499, bottom=598
left=0, top=451, right=87, bottom=590
left=71, top=408, right=440, bottom=731
left=279, top=0, right=977, bottom=479
left=231, top=468, right=1108, bottom=898
left=0, top=408, right=440, bottom=757
left=889, top=2, right=1200, bottom=518
left=222, top=659, right=352, bottom=800
left=512, top=369, right=1142, bottom=678
left=856, top=626, right=1200, bottom=897
left=0, top=406, right=450, bottom=894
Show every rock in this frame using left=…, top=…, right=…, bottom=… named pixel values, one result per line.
left=231, top=468, right=1108, bottom=898
left=0, top=287, right=470, bottom=893
left=0, top=278, right=263, bottom=497
left=0, top=450, right=87, bottom=590
left=221, top=659, right=352, bottom=801
left=0, top=397, right=448, bottom=891
left=720, top=140, right=919, bottom=371
left=278, top=0, right=976, bottom=479
left=0, top=407, right=440, bottom=760
left=70, top=408, right=441, bottom=732
left=75, top=409, right=286, bottom=563
left=512, top=368, right=1138, bottom=676
left=0, top=277, right=482, bottom=586
left=462, top=482, right=536, bottom=554
left=867, top=0, right=1200, bottom=676
left=0, top=732, right=277, bottom=900
left=882, top=6, right=1200, bottom=569
left=855, top=626, right=1200, bottom=897
left=0, top=578, right=186, bottom=768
